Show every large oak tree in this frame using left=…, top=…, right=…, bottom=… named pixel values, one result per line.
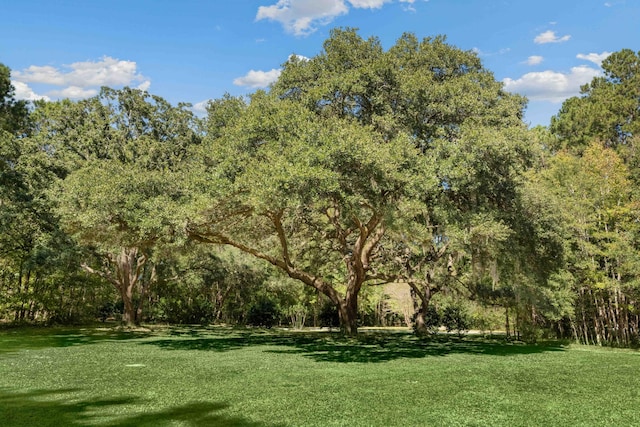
left=189, top=29, right=533, bottom=334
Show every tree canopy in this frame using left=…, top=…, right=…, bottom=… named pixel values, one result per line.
left=1, top=36, right=639, bottom=345
left=187, top=29, right=537, bottom=335
left=32, top=87, right=201, bottom=325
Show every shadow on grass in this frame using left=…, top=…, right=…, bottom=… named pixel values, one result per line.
left=0, top=388, right=282, bottom=427
left=143, top=329, right=567, bottom=363
left=0, top=325, right=153, bottom=354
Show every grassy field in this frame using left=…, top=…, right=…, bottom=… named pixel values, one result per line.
left=0, top=326, right=638, bottom=426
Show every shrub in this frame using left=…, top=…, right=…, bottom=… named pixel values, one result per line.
left=318, top=302, right=340, bottom=328
left=246, top=298, right=280, bottom=328
left=442, top=305, right=470, bottom=336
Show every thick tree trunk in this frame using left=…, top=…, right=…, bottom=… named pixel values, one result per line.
left=337, top=295, right=358, bottom=336
left=122, top=287, right=135, bottom=326
left=82, top=246, right=148, bottom=327
left=412, top=285, right=432, bottom=337
left=414, top=311, right=428, bottom=336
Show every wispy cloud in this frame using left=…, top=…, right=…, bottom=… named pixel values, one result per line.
left=534, top=30, right=571, bottom=44
left=472, top=47, right=511, bottom=57
left=503, top=66, right=600, bottom=102
left=525, top=55, right=544, bottom=66
left=576, top=51, right=611, bottom=66
left=12, top=56, right=150, bottom=101
left=399, top=0, right=417, bottom=12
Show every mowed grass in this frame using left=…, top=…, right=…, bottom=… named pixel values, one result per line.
left=0, top=326, right=639, bottom=427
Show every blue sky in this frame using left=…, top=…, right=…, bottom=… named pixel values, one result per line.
left=2, top=0, right=638, bottom=126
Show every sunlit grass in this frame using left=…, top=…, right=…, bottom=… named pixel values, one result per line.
left=1, top=326, right=638, bottom=426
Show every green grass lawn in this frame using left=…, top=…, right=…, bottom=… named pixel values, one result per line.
left=0, top=326, right=638, bottom=426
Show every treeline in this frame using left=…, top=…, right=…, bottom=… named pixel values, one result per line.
left=1, top=30, right=639, bottom=345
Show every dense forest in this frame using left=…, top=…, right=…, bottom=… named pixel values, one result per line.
left=1, top=29, right=639, bottom=345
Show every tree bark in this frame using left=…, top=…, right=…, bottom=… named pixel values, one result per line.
left=505, top=306, right=510, bottom=339
left=82, top=246, right=148, bottom=327
left=186, top=207, right=386, bottom=336
left=338, top=294, right=359, bottom=336
left=410, top=282, right=433, bottom=337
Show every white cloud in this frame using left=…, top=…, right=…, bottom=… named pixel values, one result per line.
left=525, top=55, right=544, bottom=65
left=256, top=0, right=349, bottom=36
left=13, top=65, right=65, bottom=86
left=12, top=56, right=150, bottom=101
left=233, top=69, right=282, bottom=88
left=49, top=86, right=98, bottom=99
left=192, top=100, right=211, bottom=114
left=576, top=51, right=611, bottom=66
left=256, top=0, right=419, bottom=36
left=136, top=80, right=151, bottom=92
left=534, top=30, right=571, bottom=44
left=233, top=53, right=310, bottom=90
left=14, top=56, right=148, bottom=88
left=11, top=80, right=50, bottom=102
left=503, top=65, right=601, bottom=102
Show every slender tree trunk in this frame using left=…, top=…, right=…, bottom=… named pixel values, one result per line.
left=571, top=319, right=579, bottom=342
left=214, top=283, right=233, bottom=322
left=579, top=288, right=590, bottom=345
left=591, top=289, right=603, bottom=346
left=505, top=305, right=510, bottom=339
left=18, top=268, right=31, bottom=321
left=14, top=260, right=23, bottom=322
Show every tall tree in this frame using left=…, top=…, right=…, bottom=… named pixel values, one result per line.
left=534, top=142, right=640, bottom=345
left=32, top=87, right=200, bottom=325
left=275, top=29, right=530, bottom=333
left=550, top=49, right=640, bottom=152
left=189, top=29, right=531, bottom=335
left=548, top=49, right=640, bottom=345
left=0, top=64, right=49, bottom=321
